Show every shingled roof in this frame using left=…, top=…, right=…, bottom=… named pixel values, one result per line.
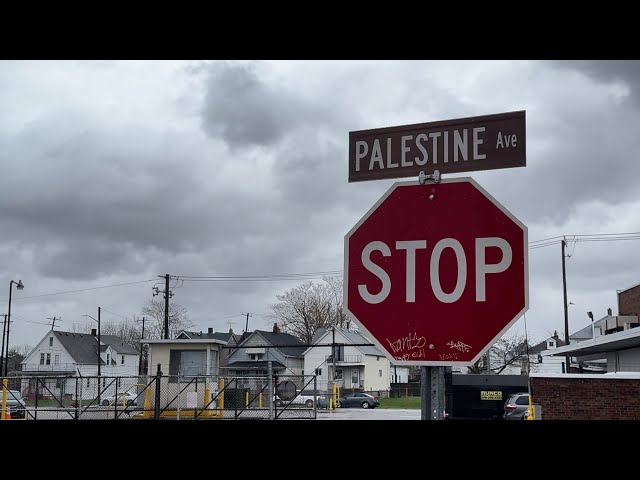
left=178, top=330, right=233, bottom=343
left=54, top=331, right=138, bottom=364
left=253, top=330, right=306, bottom=357
left=99, top=335, right=139, bottom=355
left=54, top=331, right=104, bottom=365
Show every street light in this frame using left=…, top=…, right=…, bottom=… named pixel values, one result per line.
left=83, top=306, right=101, bottom=378
left=2, top=279, right=24, bottom=377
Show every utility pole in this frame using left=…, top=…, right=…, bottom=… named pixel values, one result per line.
left=153, top=275, right=173, bottom=339
left=332, top=326, right=336, bottom=394
left=0, top=314, right=6, bottom=376
left=47, top=316, right=61, bottom=329
left=139, top=316, right=146, bottom=375
left=561, top=238, right=570, bottom=372
left=164, top=274, right=170, bottom=339
left=98, top=307, right=101, bottom=378
left=242, top=312, right=253, bottom=333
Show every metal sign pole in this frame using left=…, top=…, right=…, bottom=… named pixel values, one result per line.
left=434, top=366, right=446, bottom=420
left=420, top=366, right=431, bottom=420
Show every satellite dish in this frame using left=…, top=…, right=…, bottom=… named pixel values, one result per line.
left=276, top=380, right=296, bottom=401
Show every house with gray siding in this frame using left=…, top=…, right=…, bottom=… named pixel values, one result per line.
left=222, top=324, right=305, bottom=383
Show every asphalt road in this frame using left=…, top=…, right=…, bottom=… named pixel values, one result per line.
left=316, top=408, right=420, bottom=420
left=15, top=406, right=420, bottom=420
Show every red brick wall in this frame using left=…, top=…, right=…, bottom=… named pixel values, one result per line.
left=619, top=285, right=640, bottom=317
left=531, top=376, right=640, bottom=420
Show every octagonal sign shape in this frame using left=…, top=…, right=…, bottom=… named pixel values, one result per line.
left=344, top=177, right=528, bottom=367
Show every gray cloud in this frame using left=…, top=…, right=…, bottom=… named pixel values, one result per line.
left=200, top=62, right=335, bottom=149
left=2, top=60, right=640, bottom=352
left=551, top=60, right=640, bottom=104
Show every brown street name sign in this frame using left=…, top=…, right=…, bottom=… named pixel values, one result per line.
left=348, top=110, right=526, bottom=182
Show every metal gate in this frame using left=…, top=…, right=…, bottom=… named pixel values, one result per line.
left=2, top=372, right=323, bottom=420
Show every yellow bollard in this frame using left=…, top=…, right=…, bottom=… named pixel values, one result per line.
left=203, top=385, right=211, bottom=418
left=329, top=398, right=333, bottom=410
left=143, top=386, right=152, bottom=418
left=1, top=379, right=7, bottom=420
left=527, top=392, right=534, bottom=420
left=246, top=391, right=249, bottom=408
left=259, top=392, right=262, bottom=409
left=333, top=383, right=338, bottom=408
left=219, top=378, right=225, bottom=411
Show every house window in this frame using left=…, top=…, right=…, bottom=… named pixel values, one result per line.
left=121, top=355, right=125, bottom=365
left=169, top=350, right=207, bottom=377
left=106, top=354, right=110, bottom=365
left=334, top=368, right=343, bottom=380
left=54, top=354, right=60, bottom=365
left=86, top=378, right=90, bottom=388
left=249, top=353, right=264, bottom=361
left=49, top=337, right=53, bottom=347
left=40, top=353, right=45, bottom=365
left=46, top=353, right=51, bottom=365
left=352, top=368, right=358, bottom=385
left=548, top=340, right=555, bottom=348
left=335, top=345, right=344, bottom=361
left=379, top=369, right=382, bottom=377
left=315, top=368, right=322, bottom=376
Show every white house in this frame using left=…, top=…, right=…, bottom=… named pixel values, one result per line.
left=20, top=329, right=140, bottom=401
left=303, top=327, right=390, bottom=394
left=390, top=364, right=410, bottom=383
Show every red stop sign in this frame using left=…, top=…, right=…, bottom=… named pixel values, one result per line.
left=344, top=178, right=528, bottom=366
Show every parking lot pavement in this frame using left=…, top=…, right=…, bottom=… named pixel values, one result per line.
left=316, top=408, right=420, bottom=420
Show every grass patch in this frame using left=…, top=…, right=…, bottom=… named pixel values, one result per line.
left=379, top=396, right=421, bottom=409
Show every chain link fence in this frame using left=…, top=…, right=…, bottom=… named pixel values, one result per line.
left=1, top=373, right=324, bottom=420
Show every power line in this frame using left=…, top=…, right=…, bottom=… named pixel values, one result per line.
left=99, top=308, right=133, bottom=322
left=176, top=270, right=342, bottom=279
left=0, top=279, right=156, bottom=303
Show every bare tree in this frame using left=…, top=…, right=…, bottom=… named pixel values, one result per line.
left=269, top=278, right=352, bottom=344
left=323, top=276, right=351, bottom=329
left=141, top=299, right=192, bottom=340
left=467, top=332, right=531, bottom=374
left=100, top=320, right=141, bottom=347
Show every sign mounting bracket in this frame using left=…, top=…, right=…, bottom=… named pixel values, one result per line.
left=418, top=170, right=441, bottom=185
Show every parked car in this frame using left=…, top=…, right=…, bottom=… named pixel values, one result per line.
left=503, top=392, right=530, bottom=420
left=2, top=390, right=26, bottom=419
left=337, top=392, right=380, bottom=409
left=100, top=390, right=137, bottom=407
left=275, top=391, right=328, bottom=409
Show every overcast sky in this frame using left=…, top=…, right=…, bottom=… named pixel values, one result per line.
left=1, top=60, right=639, bottom=353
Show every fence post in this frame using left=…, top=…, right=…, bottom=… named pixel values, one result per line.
left=268, top=361, right=274, bottom=420
left=75, top=378, right=79, bottom=420
left=154, top=363, right=162, bottom=420
left=34, top=379, right=39, bottom=420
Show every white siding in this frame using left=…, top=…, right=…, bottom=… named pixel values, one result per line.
left=608, top=347, right=640, bottom=372
left=303, top=345, right=332, bottom=392
left=147, top=342, right=221, bottom=376
left=22, top=331, right=76, bottom=373
left=363, top=355, right=390, bottom=391
left=303, top=330, right=390, bottom=392
left=390, top=365, right=410, bottom=383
